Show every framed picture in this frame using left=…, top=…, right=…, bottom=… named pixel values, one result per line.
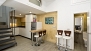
left=45, top=17, right=54, bottom=24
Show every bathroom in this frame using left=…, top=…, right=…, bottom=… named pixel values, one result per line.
left=74, top=12, right=88, bottom=51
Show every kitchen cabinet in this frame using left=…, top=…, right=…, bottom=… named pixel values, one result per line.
left=10, top=19, right=17, bottom=23
left=15, top=28, right=19, bottom=35
left=26, top=15, right=31, bottom=22
left=25, top=14, right=37, bottom=39
left=19, top=28, right=26, bottom=37
left=21, top=17, right=25, bottom=22
left=26, top=23, right=31, bottom=38
left=25, top=14, right=37, bottom=22
left=12, top=28, right=19, bottom=35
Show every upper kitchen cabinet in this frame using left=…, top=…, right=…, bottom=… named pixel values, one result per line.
left=21, top=17, right=25, bottom=22
left=26, top=15, right=31, bottom=22
left=25, top=14, right=37, bottom=22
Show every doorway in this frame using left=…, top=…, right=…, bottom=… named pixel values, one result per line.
left=74, top=12, right=88, bottom=51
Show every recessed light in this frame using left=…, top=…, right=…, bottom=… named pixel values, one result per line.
left=19, top=14, right=21, bottom=15
left=29, top=12, right=32, bottom=13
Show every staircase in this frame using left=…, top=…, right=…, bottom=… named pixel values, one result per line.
left=0, top=28, right=17, bottom=50
left=0, top=6, right=17, bottom=50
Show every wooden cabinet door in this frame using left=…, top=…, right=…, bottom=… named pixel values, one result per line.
left=21, top=17, right=25, bottom=22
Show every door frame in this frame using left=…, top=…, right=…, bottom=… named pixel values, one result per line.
left=73, top=12, right=88, bottom=51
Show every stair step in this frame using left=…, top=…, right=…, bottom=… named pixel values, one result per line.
left=0, top=31, right=12, bottom=34
left=0, top=42, right=16, bottom=50
left=0, top=35, right=11, bottom=38
left=0, top=28, right=11, bottom=30
left=0, top=39, right=15, bottom=44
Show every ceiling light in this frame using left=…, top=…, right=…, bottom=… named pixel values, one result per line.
left=19, top=14, right=21, bottom=15
left=29, top=12, right=32, bottom=13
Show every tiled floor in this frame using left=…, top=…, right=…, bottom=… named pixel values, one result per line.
left=4, top=36, right=87, bottom=51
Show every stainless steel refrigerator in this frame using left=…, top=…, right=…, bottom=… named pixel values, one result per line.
left=31, top=22, right=42, bottom=41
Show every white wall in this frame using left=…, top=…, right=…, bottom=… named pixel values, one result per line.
left=88, top=10, right=91, bottom=51
left=87, top=17, right=90, bottom=32
left=41, top=0, right=56, bottom=11
left=44, top=0, right=90, bottom=49
left=88, top=34, right=91, bottom=51
left=71, top=0, right=89, bottom=4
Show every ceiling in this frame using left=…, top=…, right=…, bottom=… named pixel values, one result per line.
left=3, top=0, right=46, bottom=17
left=0, top=0, right=6, bottom=6
left=42, top=0, right=55, bottom=2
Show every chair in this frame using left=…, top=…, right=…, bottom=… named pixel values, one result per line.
left=34, top=31, right=42, bottom=46
left=63, top=30, right=71, bottom=51
left=41, top=30, right=46, bottom=43
left=55, top=30, right=63, bottom=50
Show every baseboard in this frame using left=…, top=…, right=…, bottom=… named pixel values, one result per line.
left=15, top=35, right=31, bottom=40
left=15, top=35, right=21, bottom=36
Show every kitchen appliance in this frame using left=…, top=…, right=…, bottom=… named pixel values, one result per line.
left=31, top=22, right=42, bottom=41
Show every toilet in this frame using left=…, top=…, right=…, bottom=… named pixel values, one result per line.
left=83, top=32, right=87, bottom=47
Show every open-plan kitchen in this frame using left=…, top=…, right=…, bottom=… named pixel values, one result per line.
left=0, top=0, right=91, bottom=51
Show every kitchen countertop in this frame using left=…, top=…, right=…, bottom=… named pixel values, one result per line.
left=30, top=29, right=46, bottom=33
left=10, top=26, right=25, bottom=28
left=17, top=26, right=25, bottom=28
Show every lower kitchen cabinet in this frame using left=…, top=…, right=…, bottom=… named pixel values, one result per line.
left=19, top=28, right=26, bottom=37
left=14, top=27, right=31, bottom=39
left=15, top=28, right=19, bottom=35
left=12, top=28, right=19, bottom=35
